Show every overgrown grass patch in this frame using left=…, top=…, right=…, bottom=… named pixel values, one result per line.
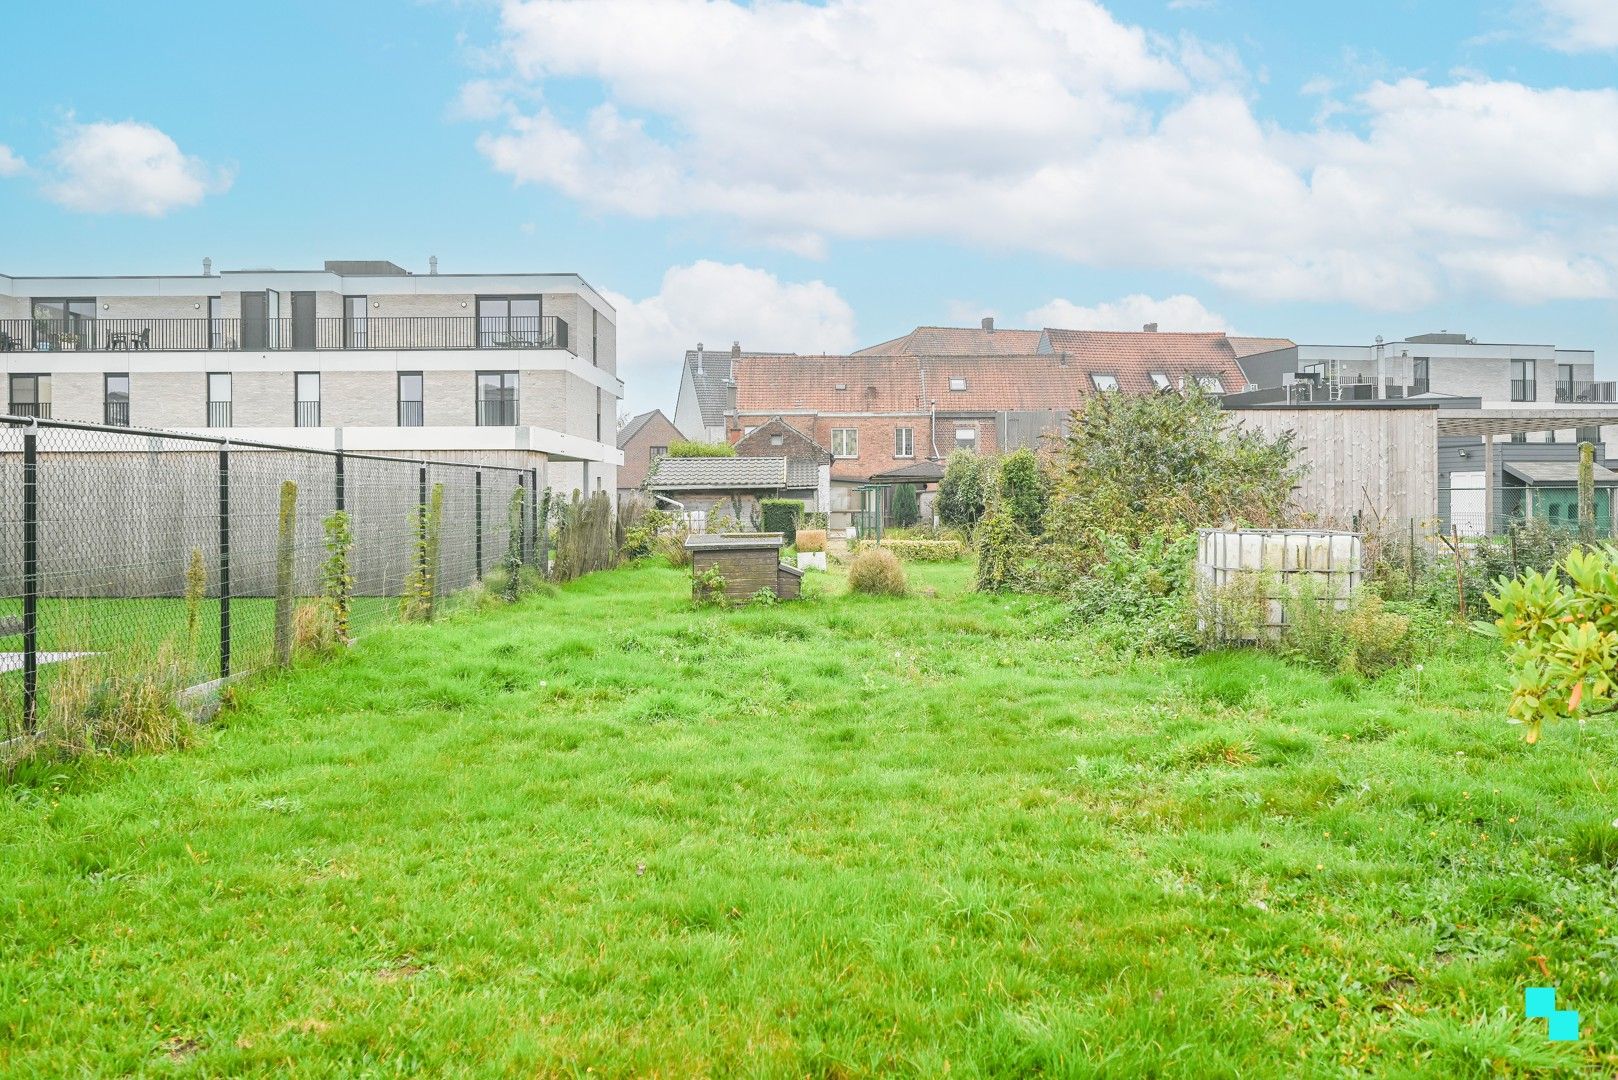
left=2, top=560, right=1616, bottom=1075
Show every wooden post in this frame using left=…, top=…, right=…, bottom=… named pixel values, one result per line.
left=1482, top=433, right=1496, bottom=536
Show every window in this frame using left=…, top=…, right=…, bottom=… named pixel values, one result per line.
left=1194, top=374, right=1226, bottom=393
left=209, top=296, right=227, bottom=350
left=475, top=371, right=518, bottom=425
left=30, top=298, right=95, bottom=351
left=104, top=373, right=130, bottom=426
left=894, top=426, right=914, bottom=458
left=1090, top=373, right=1119, bottom=392
left=948, top=377, right=967, bottom=392
left=1510, top=432, right=1527, bottom=444
left=1577, top=426, right=1603, bottom=445
left=295, top=372, right=320, bottom=427
left=476, top=296, right=541, bottom=348
left=8, top=374, right=50, bottom=418
left=650, top=445, right=668, bottom=462
left=207, top=372, right=231, bottom=427
left=1148, top=371, right=1171, bottom=391
left=1412, top=357, right=1430, bottom=394
left=831, top=427, right=859, bottom=457
left=592, top=309, right=599, bottom=366
left=955, top=426, right=977, bottom=451
left=397, top=372, right=423, bottom=426
left=1558, top=363, right=1577, bottom=403
left=770, top=433, right=785, bottom=447
left=344, top=296, right=368, bottom=349
left=1511, top=359, right=1536, bottom=402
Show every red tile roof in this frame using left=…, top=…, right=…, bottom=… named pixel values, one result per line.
left=854, top=325, right=1042, bottom=356
left=1039, top=329, right=1247, bottom=394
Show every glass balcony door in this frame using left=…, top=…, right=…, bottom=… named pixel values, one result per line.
left=31, top=298, right=96, bottom=351
left=475, top=371, right=518, bottom=426
left=477, top=296, right=541, bottom=348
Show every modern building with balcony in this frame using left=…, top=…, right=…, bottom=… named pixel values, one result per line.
left=0, top=259, right=622, bottom=495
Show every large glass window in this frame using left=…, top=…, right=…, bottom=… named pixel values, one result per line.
left=8, top=373, right=51, bottom=418
left=104, top=373, right=130, bottom=426
left=476, top=371, right=518, bottom=426
left=398, top=372, right=423, bottom=427
left=1090, top=373, right=1119, bottom=392
left=894, top=426, right=914, bottom=458
left=31, top=298, right=96, bottom=351
left=207, top=372, right=232, bottom=427
left=295, top=372, right=320, bottom=427
left=345, top=296, right=368, bottom=349
left=1412, top=357, right=1430, bottom=395
left=831, top=428, right=858, bottom=457
left=1511, top=359, right=1536, bottom=402
left=476, top=296, right=542, bottom=348
left=1558, top=363, right=1576, bottom=402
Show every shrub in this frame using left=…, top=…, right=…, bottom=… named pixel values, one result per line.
left=401, top=483, right=444, bottom=622
left=938, top=451, right=993, bottom=530
left=1482, top=543, right=1618, bottom=743
left=760, top=498, right=804, bottom=542
left=503, top=487, right=526, bottom=603
left=749, top=587, right=779, bottom=606
left=1069, top=530, right=1198, bottom=653
left=184, top=547, right=206, bottom=659
left=621, top=504, right=673, bottom=560
left=667, top=440, right=737, bottom=458
left=322, top=510, right=354, bottom=642
left=1278, top=579, right=1413, bottom=678
left=974, top=506, right=1030, bottom=592
left=660, top=531, right=693, bottom=568
left=848, top=547, right=908, bottom=596
left=890, top=483, right=920, bottom=528
left=293, top=601, right=338, bottom=655
left=796, top=528, right=828, bottom=553
left=996, top=448, right=1049, bottom=535
left=554, top=490, right=617, bottom=582
left=693, top=564, right=728, bottom=606
left=879, top=538, right=964, bottom=561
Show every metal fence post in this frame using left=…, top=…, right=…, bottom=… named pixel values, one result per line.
left=334, top=449, right=345, bottom=514
left=218, top=443, right=231, bottom=679
left=475, top=469, right=484, bottom=580
left=21, top=421, right=38, bottom=734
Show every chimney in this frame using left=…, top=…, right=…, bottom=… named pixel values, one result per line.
left=982, top=316, right=994, bottom=332
left=202, top=257, right=212, bottom=276
left=1142, top=322, right=1158, bottom=333
left=428, top=255, right=438, bottom=275
left=731, top=340, right=741, bottom=358
left=696, top=343, right=705, bottom=375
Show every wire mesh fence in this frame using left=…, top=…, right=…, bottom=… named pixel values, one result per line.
left=0, top=416, right=544, bottom=744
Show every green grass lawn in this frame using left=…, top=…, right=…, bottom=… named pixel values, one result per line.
left=3, top=561, right=1617, bottom=1076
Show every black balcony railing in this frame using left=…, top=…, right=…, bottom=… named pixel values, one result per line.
left=1556, top=380, right=1617, bottom=403
left=104, top=400, right=130, bottom=427
left=6, top=401, right=51, bottom=418
left=0, top=315, right=573, bottom=354
left=398, top=400, right=424, bottom=427
left=295, top=401, right=321, bottom=428
left=207, top=401, right=232, bottom=428
left=476, top=397, right=518, bottom=427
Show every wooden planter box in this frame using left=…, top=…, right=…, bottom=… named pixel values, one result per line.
left=685, top=534, right=804, bottom=601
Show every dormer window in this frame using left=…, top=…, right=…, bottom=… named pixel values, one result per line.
left=1148, top=371, right=1171, bottom=391
left=949, top=377, right=967, bottom=391
left=1090, top=374, right=1119, bottom=392
left=1193, top=374, right=1225, bottom=393
left=835, top=383, right=847, bottom=391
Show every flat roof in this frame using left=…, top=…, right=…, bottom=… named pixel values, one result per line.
left=1505, top=461, right=1618, bottom=485
left=1436, top=407, right=1618, bottom=437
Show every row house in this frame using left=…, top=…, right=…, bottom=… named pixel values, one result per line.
left=706, top=320, right=1255, bottom=529
left=0, top=259, right=623, bottom=495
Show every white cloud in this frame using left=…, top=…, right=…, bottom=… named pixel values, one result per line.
left=470, top=0, right=1618, bottom=308
left=0, top=145, right=25, bottom=177
left=1536, top=0, right=1618, bottom=52
left=1026, top=293, right=1229, bottom=332
left=43, top=121, right=232, bottom=216
left=606, top=260, right=858, bottom=413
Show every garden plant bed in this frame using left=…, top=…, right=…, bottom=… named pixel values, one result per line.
left=2, top=561, right=1614, bottom=1075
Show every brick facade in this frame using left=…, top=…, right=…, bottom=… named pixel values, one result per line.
left=734, top=412, right=996, bottom=481
left=617, top=410, right=683, bottom=493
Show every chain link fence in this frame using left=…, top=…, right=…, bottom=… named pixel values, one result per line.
left=1, top=417, right=544, bottom=744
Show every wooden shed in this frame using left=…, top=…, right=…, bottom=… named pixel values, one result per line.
left=685, top=534, right=804, bottom=602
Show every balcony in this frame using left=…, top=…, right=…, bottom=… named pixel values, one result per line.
left=0, top=315, right=572, bottom=354
left=104, top=400, right=130, bottom=427
left=5, top=401, right=51, bottom=418
left=398, top=400, right=424, bottom=427
left=295, top=401, right=321, bottom=428
left=207, top=401, right=232, bottom=427
left=1556, top=380, right=1617, bottom=404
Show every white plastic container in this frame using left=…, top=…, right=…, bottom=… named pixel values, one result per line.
left=1197, top=528, right=1363, bottom=640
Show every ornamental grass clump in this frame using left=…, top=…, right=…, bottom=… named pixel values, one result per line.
left=848, top=547, right=908, bottom=596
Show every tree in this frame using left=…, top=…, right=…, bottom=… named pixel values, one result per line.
left=1046, top=389, right=1299, bottom=569
left=996, top=448, right=1049, bottom=535
left=890, top=483, right=919, bottom=528
left=1484, top=544, right=1618, bottom=743
left=938, top=451, right=991, bottom=529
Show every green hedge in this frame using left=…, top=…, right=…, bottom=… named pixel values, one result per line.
left=760, top=498, right=804, bottom=542
left=879, top=538, right=965, bottom=562
left=667, top=440, right=737, bottom=458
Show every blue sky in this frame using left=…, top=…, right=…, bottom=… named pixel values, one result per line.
left=1, top=0, right=1614, bottom=415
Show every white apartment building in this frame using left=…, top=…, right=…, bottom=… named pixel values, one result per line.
left=0, top=259, right=622, bottom=495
